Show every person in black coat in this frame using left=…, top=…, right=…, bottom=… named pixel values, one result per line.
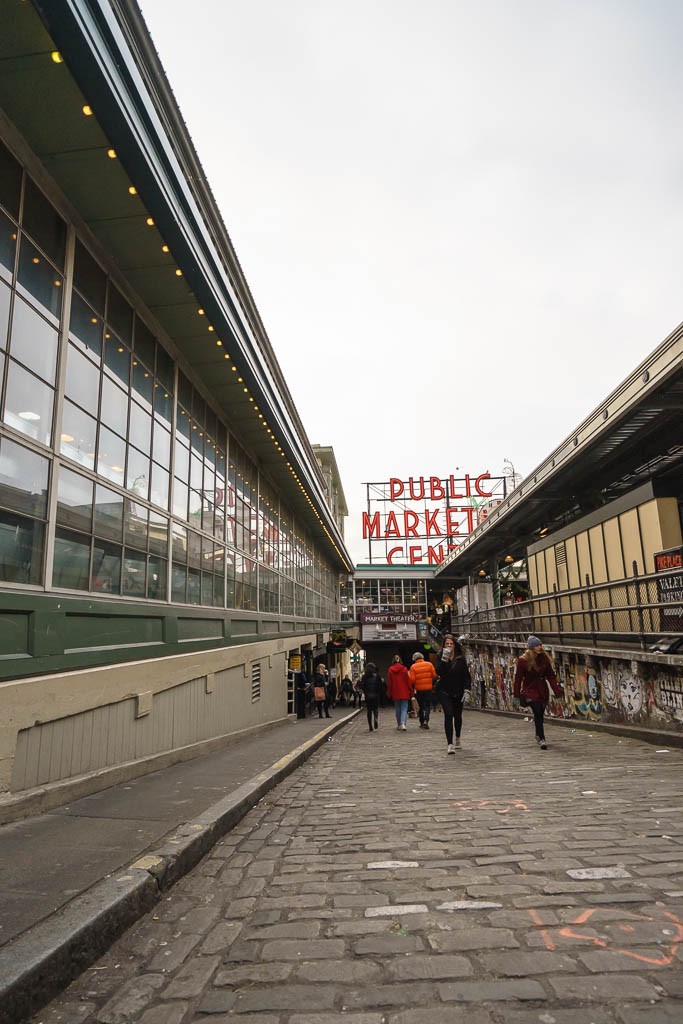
left=436, top=634, right=471, bottom=754
left=359, top=662, right=382, bottom=732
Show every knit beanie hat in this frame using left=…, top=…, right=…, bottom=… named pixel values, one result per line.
left=527, top=636, right=542, bottom=649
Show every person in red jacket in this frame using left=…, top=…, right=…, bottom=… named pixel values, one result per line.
left=386, top=655, right=414, bottom=731
left=513, top=636, right=563, bottom=749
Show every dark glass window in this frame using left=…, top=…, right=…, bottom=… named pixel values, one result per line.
left=91, top=538, right=121, bottom=595
left=132, top=361, right=153, bottom=409
left=56, top=467, right=93, bottom=533
left=171, top=524, right=187, bottom=561
left=148, top=555, right=167, bottom=600
left=59, top=400, right=97, bottom=469
left=3, top=361, right=53, bottom=446
left=187, top=530, right=202, bottom=569
left=134, top=316, right=155, bottom=369
left=107, top=284, right=132, bottom=345
left=10, top=294, right=59, bottom=383
left=0, top=209, right=17, bottom=282
left=0, top=435, right=49, bottom=517
left=124, top=503, right=148, bottom=551
left=97, top=426, right=126, bottom=484
left=148, top=510, right=169, bottom=555
left=156, top=344, right=173, bottom=390
left=103, top=334, right=130, bottom=388
left=0, top=279, right=10, bottom=350
left=187, top=566, right=200, bottom=604
left=178, top=371, right=192, bottom=410
left=171, top=563, right=186, bottom=602
left=154, top=383, right=173, bottom=427
left=22, top=178, right=66, bottom=269
left=17, top=236, right=62, bottom=318
left=69, top=292, right=102, bottom=358
left=64, top=343, right=99, bottom=416
left=0, top=139, right=21, bottom=219
left=176, top=406, right=190, bottom=440
left=73, top=240, right=106, bottom=313
left=0, top=508, right=44, bottom=584
left=122, top=549, right=146, bottom=596
left=94, top=484, right=123, bottom=541
left=52, top=528, right=90, bottom=590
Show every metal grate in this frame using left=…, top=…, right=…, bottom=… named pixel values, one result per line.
left=556, top=542, right=567, bottom=567
left=251, top=662, right=261, bottom=703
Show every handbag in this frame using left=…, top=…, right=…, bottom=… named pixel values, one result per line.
left=314, top=686, right=326, bottom=701
left=410, top=695, right=419, bottom=714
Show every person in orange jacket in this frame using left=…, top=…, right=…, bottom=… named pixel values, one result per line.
left=386, top=655, right=414, bottom=730
left=409, top=652, right=437, bottom=730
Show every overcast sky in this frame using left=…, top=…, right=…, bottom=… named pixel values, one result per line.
left=140, top=0, right=683, bottom=564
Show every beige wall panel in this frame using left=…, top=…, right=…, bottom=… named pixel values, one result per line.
left=638, top=501, right=664, bottom=574
left=527, top=554, right=539, bottom=596
left=620, top=508, right=644, bottom=575
left=658, top=497, right=683, bottom=551
left=536, top=550, right=548, bottom=595
left=545, top=551, right=558, bottom=594
left=576, top=533, right=592, bottom=587
left=589, top=526, right=608, bottom=584
left=603, top=519, right=625, bottom=581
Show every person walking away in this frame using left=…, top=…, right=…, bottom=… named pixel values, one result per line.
left=409, top=652, right=437, bottom=729
left=513, top=636, right=563, bottom=749
left=386, top=655, right=413, bottom=731
left=436, top=635, right=471, bottom=754
left=360, top=662, right=382, bottom=731
left=340, top=675, right=353, bottom=707
left=314, top=664, right=331, bottom=719
left=326, top=673, right=337, bottom=711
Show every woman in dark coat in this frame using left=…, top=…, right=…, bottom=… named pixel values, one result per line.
left=436, top=634, right=471, bottom=754
left=514, top=636, right=563, bottom=749
left=360, top=662, right=382, bottom=732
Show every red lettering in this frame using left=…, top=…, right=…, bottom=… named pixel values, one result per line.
left=425, top=508, right=442, bottom=536
left=446, top=507, right=462, bottom=535
left=463, top=474, right=472, bottom=497
left=449, top=475, right=463, bottom=499
left=408, top=545, right=423, bottom=564
left=362, top=512, right=380, bottom=538
left=429, top=477, right=445, bottom=500
left=460, top=507, right=475, bottom=532
left=387, top=546, right=403, bottom=564
left=475, top=472, right=493, bottom=497
left=385, top=511, right=401, bottom=537
left=408, top=476, right=425, bottom=500
left=403, top=510, right=419, bottom=537
left=427, top=545, right=444, bottom=565
left=390, top=478, right=404, bottom=500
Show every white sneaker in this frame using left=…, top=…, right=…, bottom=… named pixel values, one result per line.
left=401, top=724, right=407, bottom=731
left=447, top=743, right=456, bottom=754
left=455, top=738, right=462, bottom=749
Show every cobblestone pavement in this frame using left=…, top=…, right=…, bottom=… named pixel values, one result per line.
left=30, top=709, right=683, bottom=1024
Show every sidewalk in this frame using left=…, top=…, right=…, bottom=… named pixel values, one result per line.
left=0, top=708, right=358, bottom=1023
left=26, top=705, right=683, bottom=1024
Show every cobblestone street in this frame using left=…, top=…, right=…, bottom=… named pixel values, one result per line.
left=31, top=710, right=683, bottom=1024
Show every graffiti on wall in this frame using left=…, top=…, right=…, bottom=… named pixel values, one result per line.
left=465, top=643, right=683, bottom=732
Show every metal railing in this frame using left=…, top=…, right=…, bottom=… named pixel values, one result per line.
left=451, top=564, right=683, bottom=652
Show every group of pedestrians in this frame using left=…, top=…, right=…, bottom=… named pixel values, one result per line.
left=358, top=634, right=563, bottom=754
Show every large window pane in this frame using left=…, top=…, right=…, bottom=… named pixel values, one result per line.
left=97, top=425, right=126, bottom=484
left=60, top=400, right=97, bottom=468
left=150, top=462, right=169, bottom=509
left=94, top=484, right=123, bottom=541
left=171, top=563, right=186, bottom=602
left=187, top=566, right=200, bottom=604
left=133, top=316, right=155, bottom=371
left=122, top=549, right=146, bottom=597
left=69, top=292, right=103, bottom=358
left=64, top=343, right=99, bottom=415
left=152, top=423, right=170, bottom=467
left=3, top=361, right=53, bottom=446
left=0, top=139, right=21, bottom=219
left=0, top=435, right=49, bottom=517
left=148, top=555, right=167, bottom=600
left=10, top=294, right=59, bottom=383
left=0, top=508, right=43, bottom=584
left=132, top=361, right=153, bottom=409
left=148, top=510, right=168, bottom=555
left=56, top=466, right=93, bottom=533
left=172, top=479, right=188, bottom=520
left=174, top=438, right=189, bottom=481
left=74, top=240, right=106, bottom=314
left=126, top=446, right=149, bottom=499
left=0, top=281, right=9, bottom=351
left=103, top=334, right=130, bottom=388
left=129, top=401, right=151, bottom=452
left=22, top=178, right=66, bottom=268
left=156, top=345, right=173, bottom=391
left=154, top=381, right=173, bottom=426
left=171, top=523, right=187, bottom=562
left=17, top=237, right=62, bottom=319
left=107, top=285, right=132, bottom=346
left=0, top=210, right=16, bottom=283
left=100, top=376, right=127, bottom=436
left=91, top=539, right=121, bottom=595
left=52, top=528, right=90, bottom=590
left=125, top=503, right=148, bottom=550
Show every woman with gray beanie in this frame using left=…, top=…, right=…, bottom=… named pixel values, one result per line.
left=513, top=636, right=563, bottom=749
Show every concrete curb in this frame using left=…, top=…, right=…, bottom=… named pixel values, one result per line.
left=0, top=710, right=359, bottom=1024
left=467, top=704, right=683, bottom=749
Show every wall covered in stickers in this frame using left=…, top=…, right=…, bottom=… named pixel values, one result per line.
left=465, top=642, right=683, bottom=733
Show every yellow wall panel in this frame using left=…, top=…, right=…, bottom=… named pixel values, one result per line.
left=589, top=526, right=608, bottom=584
left=619, top=508, right=644, bottom=576
left=603, top=519, right=625, bottom=581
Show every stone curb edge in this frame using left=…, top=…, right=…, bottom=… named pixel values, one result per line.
left=467, top=704, right=683, bottom=749
left=0, top=710, right=359, bottom=1024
